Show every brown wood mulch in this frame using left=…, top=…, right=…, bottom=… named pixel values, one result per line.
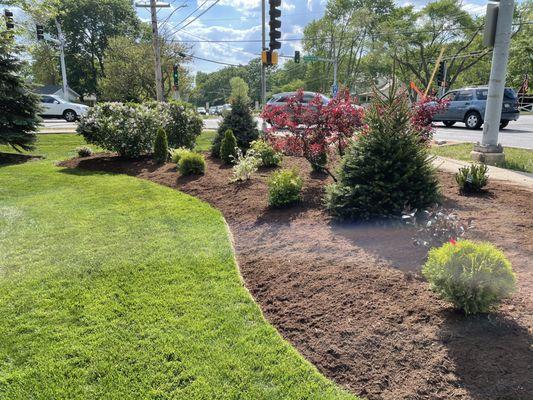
left=60, top=153, right=533, bottom=400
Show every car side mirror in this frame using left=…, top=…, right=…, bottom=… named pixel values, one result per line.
left=54, top=100, right=60, bottom=104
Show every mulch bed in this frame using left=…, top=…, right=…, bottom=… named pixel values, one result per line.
left=60, top=153, right=533, bottom=400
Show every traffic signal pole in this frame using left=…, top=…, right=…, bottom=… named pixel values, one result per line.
left=150, top=0, right=164, bottom=102
left=472, top=0, right=515, bottom=164
left=54, top=20, right=69, bottom=101
left=261, top=0, right=266, bottom=107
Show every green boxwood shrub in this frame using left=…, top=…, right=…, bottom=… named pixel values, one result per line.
left=250, top=139, right=282, bottom=167
left=169, top=147, right=190, bottom=164
left=153, top=128, right=168, bottom=164
left=325, top=92, right=440, bottom=220
left=455, top=163, right=489, bottom=193
left=423, top=240, right=516, bottom=314
left=220, top=129, right=238, bottom=164
left=178, top=152, right=205, bottom=175
left=268, top=168, right=303, bottom=208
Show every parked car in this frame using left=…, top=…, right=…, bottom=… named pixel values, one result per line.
left=432, top=87, right=519, bottom=129
left=196, top=107, right=207, bottom=115
left=222, top=103, right=232, bottom=113
left=208, top=106, right=217, bottom=115
left=215, top=105, right=224, bottom=115
left=39, top=95, right=89, bottom=122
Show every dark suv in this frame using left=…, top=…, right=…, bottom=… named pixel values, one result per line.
left=432, top=87, right=520, bottom=129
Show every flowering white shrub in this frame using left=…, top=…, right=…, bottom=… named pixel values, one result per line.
left=231, top=148, right=261, bottom=182
left=77, top=102, right=159, bottom=158
left=77, top=100, right=203, bottom=158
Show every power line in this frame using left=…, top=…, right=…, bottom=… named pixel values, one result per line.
left=165, top=0, right=221, bottom=37
left=185, top=53, right=242, bottom=67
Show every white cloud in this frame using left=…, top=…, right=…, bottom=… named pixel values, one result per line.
left=282, top=1, right=296, bottom=12
left=461, top=2, right=486, bottom=16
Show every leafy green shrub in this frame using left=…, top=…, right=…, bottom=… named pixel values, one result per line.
left=268, top=168, right=303, bottom=208
left=212, top=98, right=259, bottom=156
left=220, top=129, right=238, bottom=164
left=76, top=146, right=93, bottom=157
left=153, top=128, right=168, bottom=164
left=325, top=92, right=440, bottom=220
left=77, top=102, right=159, bottom=158
left=455, top=163, right=488, bottom=193
left=145, top=100, right=202, bottom=149
left=250, top=139, right=282, bottom=167
left=169, top=147, right=190, bottom=164
left=178, top=152, right=205, bottom=175
left=231, top=148, right=261, bottom=182
left=423, top=240, right=516, bottom=314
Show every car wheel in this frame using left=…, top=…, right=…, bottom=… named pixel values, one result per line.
left=63, top=109, right=77, bottom=122
left=500, top=120, right=510, bottom=129
left=464, top=111, right=482, bottom=130
left=443, top=121, right=455, bottom=127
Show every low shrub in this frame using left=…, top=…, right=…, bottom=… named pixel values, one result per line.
left=76, top=146, right=93, bottom=157
left=251, top=139, right=282, bottom=167
left=178, top=152, right=205, bottom=175
left=231, top=148, right=261, bottom=182
left=455, top=163, right=488, bottom=193
left=423, top=240, right=516, bottom=314
left=153, top=128, right=168, bottom=164
left=169, top=147, right=190, bottom=164
left=268, top=168, right=303, bottom=208
left=220, top=129, right=238, bottom=164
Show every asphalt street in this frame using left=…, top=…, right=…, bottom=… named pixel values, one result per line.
left=41, top=114, right=533, bottom=149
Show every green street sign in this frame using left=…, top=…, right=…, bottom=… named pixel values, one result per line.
left=303, top=55, right=318, bottom=62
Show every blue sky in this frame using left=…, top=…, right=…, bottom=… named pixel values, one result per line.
left=137, top=0, right=489, bottom=74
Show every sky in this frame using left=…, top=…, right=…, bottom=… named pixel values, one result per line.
left=137, top=0, right=490, bottom=74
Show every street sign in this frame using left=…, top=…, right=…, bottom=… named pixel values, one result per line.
left=303, top=55, right=318, bottom=62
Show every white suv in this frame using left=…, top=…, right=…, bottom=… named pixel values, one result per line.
left=39, top=95, right=89, bottom=122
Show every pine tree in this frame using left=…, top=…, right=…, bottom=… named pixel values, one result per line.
left=219, top=129, right=238, bottom=164
left=325, top=91, right=441, bottom=220
left=0, top=32, right=40, bottom=152
left=211, top=98, right=258, bottom=157
left=153, top=127, right=168, bottom=164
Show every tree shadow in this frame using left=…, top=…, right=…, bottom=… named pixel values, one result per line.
left=330, top=219, right=427, bottom=273
left=0, top=152, right=43, bottom=167
left=439, top=309, right=533, bottom=399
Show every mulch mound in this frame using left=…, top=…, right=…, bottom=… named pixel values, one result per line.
left=60, top=153, right=533, bottom=400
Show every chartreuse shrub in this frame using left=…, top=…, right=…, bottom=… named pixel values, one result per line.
left=212, top=98, right=259, bottom=156
left=325, top=91, right=440, bottom=220
left=0, top=134, right=354, bottom=399
left=220, top=129, right=238, bottom=164
left=423, top=240, right=516, bottom=314
left=268, top=168, right=303, bottom=208
left=455, top=163, right=489, bottom=193
left=178, top=151, right=205, bottom=175
left=153, top=128, right=168, bottom=164
left=169, top=147, right=190, bottom=164
left=250, top=139, right=282, bottom=167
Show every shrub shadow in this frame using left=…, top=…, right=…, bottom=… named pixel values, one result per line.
left=439, top=309, right=533, bottom=399
left=0, top=152, right=43, bottom=167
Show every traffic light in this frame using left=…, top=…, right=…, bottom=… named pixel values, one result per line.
left=173, top=64, right=179, bottom=87
left=4, top=9, right=14, bottom=30
left=268, top=0, right=281, bottom=51
left=36, top=25, right=44, bottom=41
left=436, top=61, right=446, bottom=86
left=294, top=50, right=300, bottom=64
left=261, top=50, right=278, bottom=66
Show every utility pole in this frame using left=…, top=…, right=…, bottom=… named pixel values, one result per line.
left=261, top=0, right=266, bottom=107
left=135, top=1, right=170, bottom=102
left=473, top=0, right=515, bottom=164
left=332, top=57, right=338, bottom=96
left=53, top=20, right=69, bottom=101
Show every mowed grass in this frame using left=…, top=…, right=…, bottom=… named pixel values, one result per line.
left=195, top=130, right=217, bottom=152
left=0, top=135, right=354, bottom=399
left=431, top=143, right=533, bottom=173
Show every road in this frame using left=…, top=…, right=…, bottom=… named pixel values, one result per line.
left=41, top=114, right=533, bottom=149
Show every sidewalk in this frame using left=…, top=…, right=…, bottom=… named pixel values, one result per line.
left=433, top=156, right=533, bottom=190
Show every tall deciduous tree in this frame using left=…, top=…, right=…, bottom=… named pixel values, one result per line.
left=0, top=32, right=40, bottom=152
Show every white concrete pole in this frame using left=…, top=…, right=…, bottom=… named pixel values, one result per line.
left=481, top=0, right=515, bottom=147
left=261, top=0, right=266, bottom=106
left=54, top=20, right=68, bottom=101
left=150, top=0, right=164, bottom=102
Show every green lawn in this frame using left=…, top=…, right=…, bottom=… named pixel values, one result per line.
left=431, top=143, right=533, bottom=173
left=0, top=134, right=354, bottom=399
left=195, top=130, right=216, bottom=152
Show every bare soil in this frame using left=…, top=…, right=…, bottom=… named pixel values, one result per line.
left=60, top=153, right=533, bottom=400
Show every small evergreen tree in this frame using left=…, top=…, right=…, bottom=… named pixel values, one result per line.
left=325, top=90, right=441, bottom=220
left=0, top=32, right=40, bottom=152
left=219, top=129, right=238, bottom=164
left=212, top=98, right=258, bottom=156
left=153, top=127, right=168, bottom=164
